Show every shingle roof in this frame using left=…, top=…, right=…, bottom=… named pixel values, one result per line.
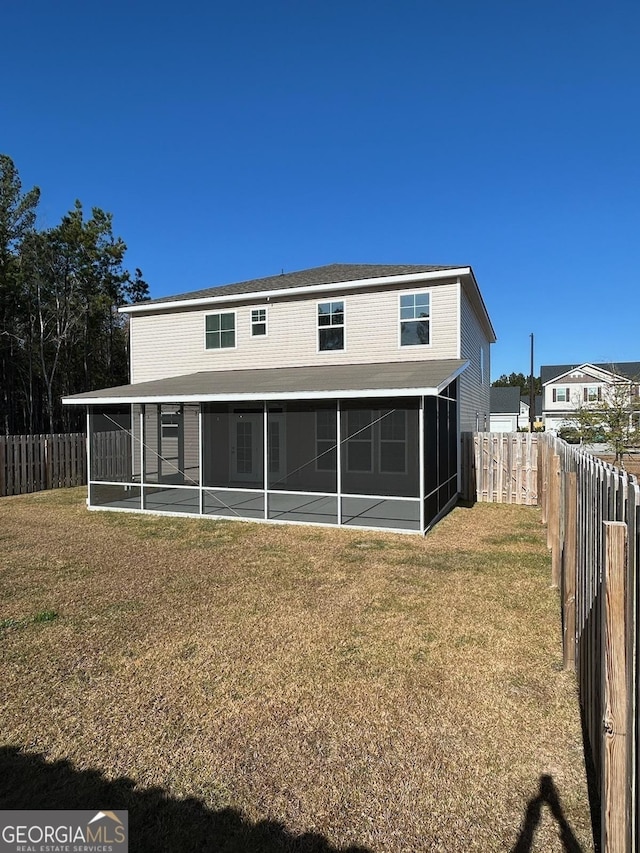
left=63, top=359, right=468, bottom=404
left=490, top=386, right=521, bottom=414
left=145, top=263, right=464, bottom=306
left=540, top=362, right=640, bottom=384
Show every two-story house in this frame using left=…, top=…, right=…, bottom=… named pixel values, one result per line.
left=63, top=263, right=496, bottom=534
left=541, top=362, right=640, bottom=433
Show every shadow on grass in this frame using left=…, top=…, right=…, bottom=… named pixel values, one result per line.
left=0, top=746, right=371, bottom=853
left=511, top=775, right=586, bottom=853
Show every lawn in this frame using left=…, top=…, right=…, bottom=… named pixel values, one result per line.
left=0, top=489, right=593, bottom=852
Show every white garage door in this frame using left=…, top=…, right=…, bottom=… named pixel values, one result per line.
left=490, top=417, right=516, bottom=433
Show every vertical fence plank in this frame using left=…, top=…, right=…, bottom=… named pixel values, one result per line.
left=563, top=471, right=577, bottom=671
left=602, top=521, right=630, bottom=853
left=0, top=438, right=5, bottom=497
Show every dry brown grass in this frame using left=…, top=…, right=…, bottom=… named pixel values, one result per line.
left=0, top=489, right=593, bottom=852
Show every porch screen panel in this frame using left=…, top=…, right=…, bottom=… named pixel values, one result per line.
left=266, top=402, right=337, bottom=525
left=267, top=402, right=337, bottom=493
left=341, top=496, right=420, bottom=531
left=423, top=396, right=439, bottom=527
left=131, top=404, right=143, bottom=483
left=182, top=404, right=200, bottom=485
left=448, top=397, right=458, bottom=502
left=144, top=486, right=199, bottom=514
left=89, top=406, right=133, bottom=483
left=438, top=397, right=450, bottom=511
left=204, top=489, right=264, bottom=519
left=142, top=404, right=199, bottom=486
left=90, top=483, right=141, bottom=509
left=341, top=399, right=419, bottom=498
left=143, top=405, right=160, bottom=483
left=201, top=403, right=263, bottom=489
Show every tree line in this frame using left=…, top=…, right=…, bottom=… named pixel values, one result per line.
left=492, top=372, right=542, bottom=396
left=0, top=155, right=149, bottom=435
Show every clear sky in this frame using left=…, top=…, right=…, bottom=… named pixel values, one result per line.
left=2, top=0, right=638, bottom=379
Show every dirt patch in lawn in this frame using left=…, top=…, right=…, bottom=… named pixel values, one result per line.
left=0, top=490, right=593, bottom=852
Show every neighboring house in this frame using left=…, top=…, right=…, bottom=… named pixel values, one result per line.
left=541, top=362, right=640, bottom=432
left=489, top=387, right=520, bottom=432
left=63, top=263, right=496, bottom=534
left=518, top=394, right=543, bottom=431
left=489, top=388, right=542, bottom=432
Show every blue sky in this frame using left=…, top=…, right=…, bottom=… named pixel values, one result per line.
left=2, top=0, right=638, bottom=379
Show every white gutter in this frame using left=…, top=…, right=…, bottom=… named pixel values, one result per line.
left=119, top=268, right=472, bottom=314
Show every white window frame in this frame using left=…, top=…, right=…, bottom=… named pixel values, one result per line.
left=317, top=299, right=346, bottom=353
left=250, top=307, right=268, bottom=338
left=379, top=409, right=407, bottom=475
left=554, top=386, right=569, bottom=403
left=204, top=310, right=237, bottom=350
left=398, top=290, right=432, bottom=348
left=585, top=386, right=601, bottom=403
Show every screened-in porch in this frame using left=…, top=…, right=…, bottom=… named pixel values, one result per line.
left=86, top=390, right=458, bottom=534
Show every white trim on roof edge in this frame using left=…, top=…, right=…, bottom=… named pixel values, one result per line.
left=542, top=362, right=631, bottom=386
left=119, top=268, right=473, bottom=314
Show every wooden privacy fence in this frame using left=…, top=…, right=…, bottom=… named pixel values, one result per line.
left=461, top=431, right=539, bottom=505
left=0, top=433, right=87, bottom=496
left=463, top=430, right=639, bottom=850
left=539, top=434, right=639, bottom=853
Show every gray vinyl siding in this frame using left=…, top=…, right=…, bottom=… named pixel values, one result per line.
left=130, top=280, right=460, bottom=383
left=458, top=283, right=491, bottom=433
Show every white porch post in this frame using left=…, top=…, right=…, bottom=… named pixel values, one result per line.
left=198, top=406, right=203, bottom=515
left=140, top=405, right=145, bottom=510
left=86, top=409, right=91, bottom=506
left=263, top=402, right=268, bottom=519
left=419, top=397, right=425, bottom=533
left=336, top=400, right=342, bottom=525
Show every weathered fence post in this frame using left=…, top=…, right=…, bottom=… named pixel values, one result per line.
left=549, top=453, right=561, bottom=586
left=540, top=439, right=549, bottom=523
left=602, top=520, right=630, bottom=853
left=563, top=471, right=577, bottom=671
left=44, top=436, right=51, bottom=489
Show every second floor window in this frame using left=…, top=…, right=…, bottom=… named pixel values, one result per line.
left=584, top=386, right=602, bottom=402
left=553, top=387, right=570, bottom=403
left=400, top=293, right=430, bottom=346
left=205, top=312, right=235, bottom=349
left=251, top=308, right=267, bottom=337
left=318, top=301, right=344, bottom=351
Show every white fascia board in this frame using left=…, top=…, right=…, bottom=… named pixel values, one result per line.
left=118, top=268, right=472, bottom=315
left=65, top=387, right=439, bottom=405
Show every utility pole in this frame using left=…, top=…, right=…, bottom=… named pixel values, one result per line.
left=529, top=333, right=535, bottom=432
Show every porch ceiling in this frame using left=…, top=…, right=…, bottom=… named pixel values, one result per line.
left=63, top=359, right=468, bottom=405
